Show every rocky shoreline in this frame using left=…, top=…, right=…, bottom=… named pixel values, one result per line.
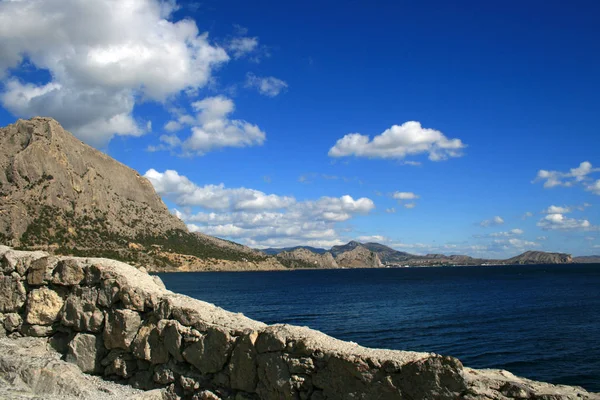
left=0, top=245, right=598, bottom=400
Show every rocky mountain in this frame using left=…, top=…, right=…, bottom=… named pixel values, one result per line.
left=0, top=117, right=280, bottom=271
left=361, top=242, right=414, bottom=263
left=334, top=244, right=382, bottom=268
left=276, top=248, right=338, bottom=269
left=503, top=251, right=573, bottom=265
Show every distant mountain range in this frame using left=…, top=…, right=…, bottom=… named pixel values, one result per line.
left=0, top=117, right=592, bottom=272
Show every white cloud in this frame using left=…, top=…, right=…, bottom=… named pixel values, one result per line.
left=522, top=211, right=534, bottom=220
left=393, top=191, right=419, bottom=200
left=156, top=96, right=266, bottom=155
left=0, top=0, right=229, bottom=146
left=357, top=235, right=387, bottom=243
left=537, top=213, right=595, bottom=231
left=490, top=229, right=524, bottom=237
left=537, top=236, right=548, bottom=241
left=245, top=73, right=288, bottom=97
left=144, top=169, right=376, bottom=247
left=227, top=37, right=258, bottom=59
left=587, top=180, right=600, bottom=195
left=385, top=207, right=396, bottom=214
left=534, top=161, right=600, bottom=189
left=328, top=121, right=466, bottom=161
left=480, top=216, right=504, bottom=227
left=542, top=204, right=590, bottom=214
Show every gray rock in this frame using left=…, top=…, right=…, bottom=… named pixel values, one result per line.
left=182, top=327, right=233, bottom=374
left=194, top=390, right=221, bottom=400
left=153, top=364, right=175, bottom=385
left=120, top=284, right=146, bottom=312
left=26, top=256, right=57, bottom=285
left=25, top=287, right=64, bottom=325
left=61, top=287, right=104, bottom=332
left=102, top=349, right=138, bottom=378
left=0, top=275, right=26, bottom=312
left=159, top=319, right=184, bottom=362
left=3, top=312, right=22, bottom=332
left=53, top=258, right=85, bottom=285
left=256, top=325, right=288, bottom=353
left=132, top=322, right=169, bottom=364
left=256, top=352, right=296, bottom=400
left=66, top=333, right=105, bottom=374
left=229, top=331, right=259, bottom=392
left=104, top=309, right=142, bottom=350
left=98, top=278, right=120, bottom=307
left=21, top=323, right=55, bottom=337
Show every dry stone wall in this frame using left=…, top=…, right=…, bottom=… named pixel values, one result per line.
left=0, top=246, right=597, bottom=400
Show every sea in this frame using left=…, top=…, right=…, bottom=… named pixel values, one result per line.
left=158, top=263, right=600, bottom=392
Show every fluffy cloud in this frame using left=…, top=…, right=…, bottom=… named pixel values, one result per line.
left=537, top=213, right=594, bottom=231
left=480, top=216, right=504, bottom=227
left=357, top=235, right=387, bottom=243
left=145, top=169, right=375, bottom=247
left=392, top=191, right=420, bottom=208
left=227, top=37, right=258, bottom=59
left=328, top=121, right=466, bottom=161
left=534, top=162, right=600, bottom=189
left=0, top=0, right=229, bottom=146
left=155, top=96, right=266, bottom=155
left=245, top=73, right=288, bottom=97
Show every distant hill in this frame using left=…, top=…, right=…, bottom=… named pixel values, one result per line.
left=572, top=255, right=600, bottom=264
left=503, top=251, right=573, bottom=265
left=262, top=246, right=328, bottom=255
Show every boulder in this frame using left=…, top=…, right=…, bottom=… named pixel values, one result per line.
left=61, top=287, right=104, bottom=332
left=52, top=259, right=85, bottom=285
left=3, top=312, right=22, bottom=332
left=66, top=333, right=105, bottom=374
left=0, top=276, right=27, bottom=312
left=132, top=321, right=169, bottom=364
left=25, top=287, right=64, bottom=325
left=98, top=278, right=121, bottom=307
left=26, top=256, right=57, bottom=285
left=104, top=309, right=142, bottom=350
left=229, top=331, right=259, bottom=392
left=182, top=327, right=233, bottom=374
left=159, top=319, right=184, bottom=362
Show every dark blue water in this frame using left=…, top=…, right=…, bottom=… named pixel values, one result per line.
left=158, top=264, right=600, bottom=392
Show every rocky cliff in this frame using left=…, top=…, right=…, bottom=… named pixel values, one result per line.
left=0, top=246, right=597, bottom=400
left=276, top=248, right=338, bottom=269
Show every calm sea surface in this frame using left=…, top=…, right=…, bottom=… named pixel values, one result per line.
left=158, top=264, right=600, bottom=392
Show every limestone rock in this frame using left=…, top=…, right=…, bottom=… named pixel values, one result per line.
left=0, top=249, right=48, bottom=276
left=0, top=276, right=26, bottom=312
left=66, top=333, right=105, bottom=374
left=102, top=349, right=138, bottom=378
left=25, top=287, right=64, bottom=325
left=98, top=278, right=120, bottom=307
left=104, top=309, right=142, bottom=350
left=256, top=352, right=296, bottom=400
left=53, top=258, right=85, bottom=285
left=21, top=323, right=55, bottom=337
left=182, top=327, right=233, bottom=374
left=159, top=320, right=184, bottom=362
left=277, top=248, right=338, bottom=269
left=334, top=244, right=382, bottom=269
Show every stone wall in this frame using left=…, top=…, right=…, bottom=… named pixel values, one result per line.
left=0, top=246, right=597, bottom=400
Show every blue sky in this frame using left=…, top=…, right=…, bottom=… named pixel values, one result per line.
left=1, top=0, right=599, bottom=257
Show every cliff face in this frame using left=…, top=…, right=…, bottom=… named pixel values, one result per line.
left=334, top=245, right=382, bottom=268
left=276, top=248, right=338, bottom=269
left=0, top=246, right=597, bottom=400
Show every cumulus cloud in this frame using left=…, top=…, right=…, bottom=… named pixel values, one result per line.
left=534, top=161, right=600, bottom=189
left=144, top=169, right=375, bottom=247
left=542, top=204, right=590, bottom=214
left=227, top=37, right=258, bottom=59
left=537, top=213, right=595, bottom=231
left=587, top=180, right=600, bottom=195
left=154, top=96, right=266, bottom=155
left=328, top=121, right=466, bottom=161
left=245, top=73, right=288, bottom=97
left=0, top=0, right=229, bottom=146
left=480, top=216, right=504, bottom=227
left=357, top=235, right=387, bottom=243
